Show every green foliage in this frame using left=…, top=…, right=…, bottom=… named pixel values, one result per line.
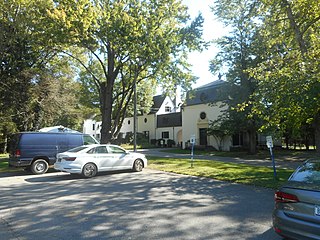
left=207, top=118, right=234, bottom=151
left=249, top=0, right=320, bottom=150
left=210, top=0, right=320, bottom=151
left=46, top=0, right=205, bottom=143
left=0, top=0, right=84, bottom=133
left=209, top=0, right=264, bottom=153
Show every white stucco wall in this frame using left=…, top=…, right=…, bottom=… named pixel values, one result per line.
left=83, top=119, right=101, bottom=140
left=181, top=102, right=231, bottom=151
left=137, top=114, right=157, bottom=140
left=120, top=117, right=134, bottom=134
left=156, top=126, right=183, bottom=146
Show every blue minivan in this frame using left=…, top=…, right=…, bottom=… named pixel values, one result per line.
left=9, top=132, right=99, bottom=174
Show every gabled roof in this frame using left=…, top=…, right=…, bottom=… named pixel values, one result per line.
left=185, top=80, right=228, bottom=106
left=149, top=95, right=167, bottom=114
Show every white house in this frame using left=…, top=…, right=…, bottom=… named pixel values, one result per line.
left=83, top=80, right=230, bottom=150
left=83, top=94, right=183, bottom=146
left=83, top=79, right=278, bottom=151
left=181, top=80, right=231, bottom=150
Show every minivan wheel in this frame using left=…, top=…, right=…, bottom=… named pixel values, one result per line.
left=82, top=163, right=97, bottom=178
left=133, top=159, right=143, bottom=172
left=31, top=159, right=49, bottom=174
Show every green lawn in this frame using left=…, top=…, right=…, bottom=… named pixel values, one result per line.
left=161, top=148, right=316, bottom=161
left=148, top=156, right=294, bottom=189
left=0, top=160, right=23, bottom=173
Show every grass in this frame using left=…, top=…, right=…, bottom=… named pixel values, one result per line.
left=161, top=148, right=317, bottom=161
left=148, top=156, right=294, bottom=189
left=0, top=154, right=27, bottom=173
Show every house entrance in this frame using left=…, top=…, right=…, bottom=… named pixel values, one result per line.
left=199, top=128, right=207, bottom=146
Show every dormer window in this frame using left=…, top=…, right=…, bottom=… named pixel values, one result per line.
left=165, top=106, right=171, bottom=112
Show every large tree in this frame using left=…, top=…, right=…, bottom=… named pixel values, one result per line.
left=251, top=0, right=320, bottom=152
left=0, top=0, right=86, bottom=134
left=209, top=0, right=263, bottom=154
left=47, top=0, right=205, bottom=143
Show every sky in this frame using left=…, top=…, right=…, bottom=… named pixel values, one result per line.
left=183, top=0, right=227, bottom=88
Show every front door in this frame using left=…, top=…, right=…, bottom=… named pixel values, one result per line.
left=199, top=128, right=207, bottom=146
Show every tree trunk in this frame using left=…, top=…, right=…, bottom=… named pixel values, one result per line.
left=100, top=83, right=113, bottom=144
left=247, top=128, right=257, bottom=154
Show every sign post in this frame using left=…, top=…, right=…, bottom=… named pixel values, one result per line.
left=190, top=134, right=195, bottom=168
left=266, top=136, right=277, bottom=179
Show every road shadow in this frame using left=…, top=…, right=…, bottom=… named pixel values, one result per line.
left=25, top=169, right=137, bottom=183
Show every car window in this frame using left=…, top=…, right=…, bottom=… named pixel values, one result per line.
left=88, top=146, right=108, bottom=154
left=108, top=146, right=126, bottom=154
left=290, top=162, right=320, bottom=184
left=67, top=146, right=88, bottom=153
left=83, top=135, right=99, bottom=145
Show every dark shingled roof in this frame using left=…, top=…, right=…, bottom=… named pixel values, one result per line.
left=185, top=80, right=228, bottom=106
left=157, top=112, right=182, bottom=128
left=149, top=95, right=166, bottom=114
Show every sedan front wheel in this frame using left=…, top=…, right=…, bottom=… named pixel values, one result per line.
left=82, top=163, right=97, bottom=178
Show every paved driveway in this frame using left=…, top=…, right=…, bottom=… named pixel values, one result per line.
left=0, top=169, right=281, bottom=240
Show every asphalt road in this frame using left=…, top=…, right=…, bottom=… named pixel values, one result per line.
left=0, top=169, right=282, bottom=240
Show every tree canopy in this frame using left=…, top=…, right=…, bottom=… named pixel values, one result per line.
left=210, top=0, right=320, bottom=152
left=46, top=0, right=205, bottom=143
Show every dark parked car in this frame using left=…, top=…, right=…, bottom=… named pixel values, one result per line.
left=273, top=159, right=320, bottom=240
left=8, top=132, right=98, bottom=174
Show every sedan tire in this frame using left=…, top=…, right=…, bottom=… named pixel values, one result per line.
left=82, top=163, right=97, bottom=178
left=133, top=159, right=143, bottom=172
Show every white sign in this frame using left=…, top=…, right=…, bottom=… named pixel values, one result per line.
left=266, top=136, right=273, bottom=148
left=190, top=134, right=196, bottom=145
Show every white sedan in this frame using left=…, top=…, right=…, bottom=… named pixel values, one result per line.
left=54, top=144, right=147, bottom=178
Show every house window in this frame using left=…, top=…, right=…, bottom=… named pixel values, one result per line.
left=162, top=131, right=169, bottom=139
left=200, top=112, right=206, bottom=120
left=165, top=106, right=171, bottom=112
left=128, top=120, right=131, bottom=125
left=143, top=131, right=149, bottom=140
left=233, top=132, right=244, bottom=146
left=92, top=124, right=95, bottom=131
left=144, top=118, right=147, bottom=123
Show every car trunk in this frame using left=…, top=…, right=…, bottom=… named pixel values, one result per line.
left=281, top=183, right=320, bottom=225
